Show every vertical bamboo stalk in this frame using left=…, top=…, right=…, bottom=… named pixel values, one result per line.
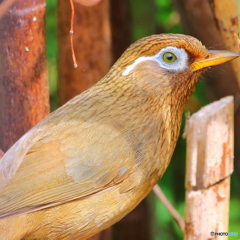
left=57, top=0, right=111, bottom=105
left=184, top=96, right=234, bottom=240
left=110, top=0, right=131, bottom=61
left=0, top=0, right=49, bottom=152
left=208, top=1, right=240, bottom=85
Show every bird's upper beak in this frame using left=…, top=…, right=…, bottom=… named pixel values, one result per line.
left=190, top=50, right=239, bottom=72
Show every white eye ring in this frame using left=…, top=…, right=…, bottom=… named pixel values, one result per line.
left=122, top=46, right=189, bottom=76
left=156, top=46, right=189, bottom=72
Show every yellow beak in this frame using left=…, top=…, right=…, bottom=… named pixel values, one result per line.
left=191, top=50, right=239, bottom=72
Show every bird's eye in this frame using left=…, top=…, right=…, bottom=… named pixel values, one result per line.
left=162, top=52, right=178, bottom=63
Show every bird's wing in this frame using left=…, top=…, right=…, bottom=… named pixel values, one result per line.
left=0, top=100, right=136, bottom=219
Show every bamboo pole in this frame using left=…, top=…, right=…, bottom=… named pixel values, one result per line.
left=57, top=0, right=111, bottom=105
left=110, top=0, right=131, bottom=62
left=0, top=0, right=49, bottom=152
left=184, top=96, right=234, bottom=240
left=209, top=1, right=240, bottom=86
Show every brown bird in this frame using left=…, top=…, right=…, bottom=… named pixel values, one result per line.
left=0, top=34, right=238, bottom=240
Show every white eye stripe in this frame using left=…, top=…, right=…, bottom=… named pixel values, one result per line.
left=122, top=56, right=155, bottom=76
left=122, top=46, right=189, bottom=76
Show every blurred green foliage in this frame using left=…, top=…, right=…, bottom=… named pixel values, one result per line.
left=155, top=0, right=182, bottom=33
left=46, top=0, right=58, bottom=111
left=45, top=0, right=240, bottom=239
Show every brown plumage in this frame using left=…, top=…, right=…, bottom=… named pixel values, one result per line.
left=0, top=34, right=238, bottom=240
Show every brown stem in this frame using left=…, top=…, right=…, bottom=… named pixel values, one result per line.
left=69, top=0, right=78, bottom=68
left=153, top=184, right=185, bottom=233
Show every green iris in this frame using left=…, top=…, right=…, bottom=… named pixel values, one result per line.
left=162, top=52, right=177, bottom=63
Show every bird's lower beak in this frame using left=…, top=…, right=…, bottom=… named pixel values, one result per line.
left=190, top=50, right=239, bottom=72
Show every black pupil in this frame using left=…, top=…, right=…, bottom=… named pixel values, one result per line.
left=166, top=53, right=173, bottom=60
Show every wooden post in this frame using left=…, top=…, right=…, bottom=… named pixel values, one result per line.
left=57, top=0, right=112, bottom=105
left=184, top=96, right=234, bottom=240
left=0, top=0, right=49, bottom=152
left=110, top=0, right=131, bottom=61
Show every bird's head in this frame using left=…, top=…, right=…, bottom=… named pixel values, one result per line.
left=108, top=34, right=238, bottom=103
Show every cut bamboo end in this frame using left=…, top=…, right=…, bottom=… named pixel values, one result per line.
left=184, top=96, right=234, bottom=240
left=185, top=96, right=234, bottom=190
